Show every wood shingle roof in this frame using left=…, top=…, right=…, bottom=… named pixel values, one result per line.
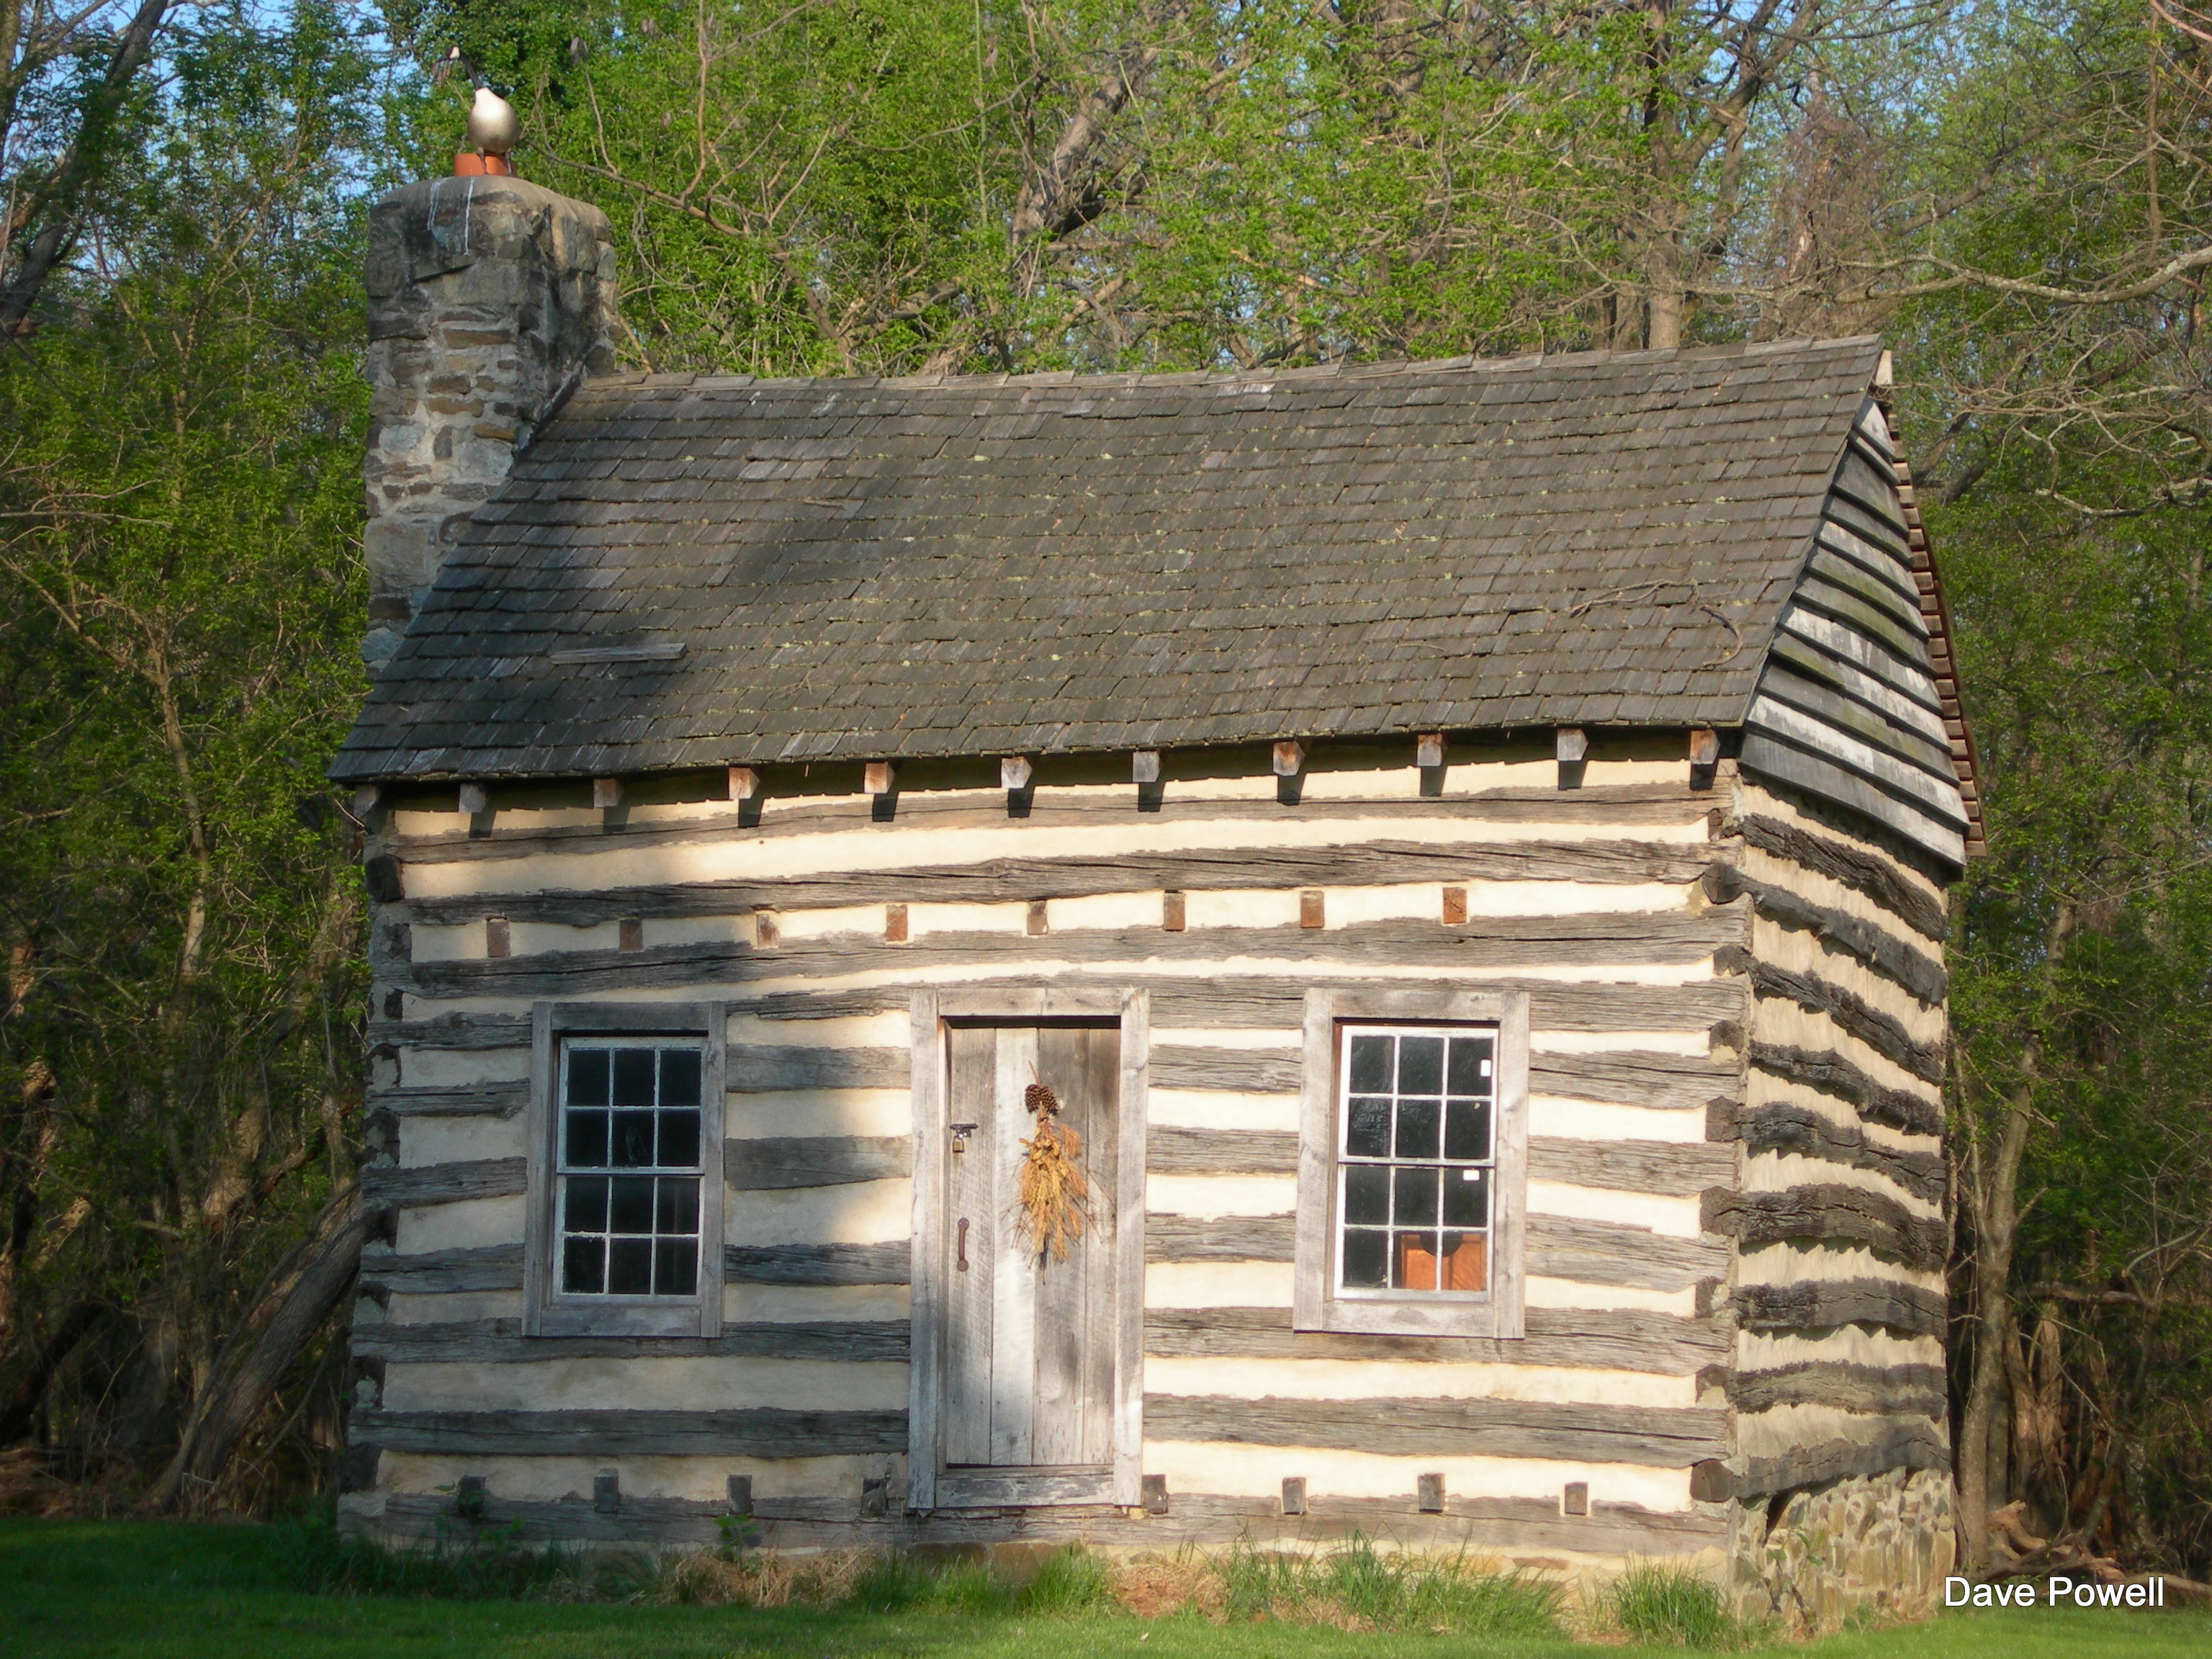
left=334, top=336, right=1901, bottom=785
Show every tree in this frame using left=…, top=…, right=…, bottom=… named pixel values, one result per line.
left=0, top=0, right=398, bottom=1509
left=1, top=0, right=181, bottom=331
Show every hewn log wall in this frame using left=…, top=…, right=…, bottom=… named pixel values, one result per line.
left=343, top=745, right=1951, bottom=1558
left=345, top=752, right=1754, bottom=1555
left=1712, top=775, right=1952, bottom=1504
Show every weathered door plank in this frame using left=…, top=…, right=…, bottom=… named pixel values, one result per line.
left=1028, top=1023, right=1089, bottom=1467
left=987, top=1028, right=1039, bottom=1466
left=942, top=1025, right=997, bottom=1467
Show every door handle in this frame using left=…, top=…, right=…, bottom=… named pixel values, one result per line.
left=957, top=1218, right=970, bottom=1272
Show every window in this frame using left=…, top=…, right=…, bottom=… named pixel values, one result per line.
left=1336, top=1027, right=1496, bottom=1298
left=1294, top=988, right=1527, bottom=1338
left=557, top=1043, right=704, bottom=1298
left=524, top=1003, right=724, bottom=1338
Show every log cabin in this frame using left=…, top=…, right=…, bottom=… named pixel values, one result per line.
left=332, top=170, right=1977, bottom=1621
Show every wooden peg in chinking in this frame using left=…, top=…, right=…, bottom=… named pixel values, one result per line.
left=1416, top=732, right=1447, bottom=796
left=1689, top=725, right=1721, bottom=791
left=1555, top=727, right=1588, bottom=790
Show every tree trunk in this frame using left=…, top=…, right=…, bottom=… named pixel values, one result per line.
left=1956, top=1076, right=2035, bottom=1573
left=143, top=1184, right=364, bottom=1514
left=1010, top=2, right=1191, bottom=242
left=0, top=1299, right=104, bottom=1443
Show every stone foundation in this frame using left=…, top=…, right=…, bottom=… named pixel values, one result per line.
left=1730, top=1467, right=1956, bottom=1631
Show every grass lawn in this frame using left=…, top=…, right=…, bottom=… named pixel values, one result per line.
left=0, top=1519, right=2206, bottom=1659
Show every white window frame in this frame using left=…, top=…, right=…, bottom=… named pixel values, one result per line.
left=523, top=1002, right=725, bottom=1339
left=1293, top=987, right=1529, bottom=1339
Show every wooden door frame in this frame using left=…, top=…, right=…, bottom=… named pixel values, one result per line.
left=907, top=986, right=1148, bottom=1511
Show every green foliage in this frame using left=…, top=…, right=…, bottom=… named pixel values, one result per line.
left=1603, top=1563, right=1743, bottom=1649
left=14, top=1516, right=2212, bottom=1659
left=847, top=1547, right=1111, bottom=1615
left=1215, top=1534, right=1563, bottom=1635
left=1882, top=0, right=2212, bottom=1570
left=277, top=1519, right=640, bottom=1601
left=0, top=0, right=415, bottom=1493
left=0, top=0, right=2207, bottom=1578
left=374, top=0, right=1875, bottom=376
left=1016, top=1546, right=1119, bottom=1616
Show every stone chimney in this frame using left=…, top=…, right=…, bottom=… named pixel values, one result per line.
left=361, top=175, right=616, bottom=665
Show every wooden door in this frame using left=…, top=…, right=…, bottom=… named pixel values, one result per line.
left=940, top=1021, right=1120, bottom=1470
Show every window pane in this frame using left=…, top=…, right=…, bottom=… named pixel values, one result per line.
left=1345, top=1097, right=1391, bottom=1159
left=655, top=1238, right=699, bottom=1298
left=658, top=1109, right=701, bottom=1170
left=1441, top=1231, right=1488, bottom=1292
left=565, top=1174, right=608, bottom=1233
left=1447, top=1038, right=1493, bottom=1097
left=565, top=1110, right=609, bottom=1169
left=562, top=1235, right=606, bottom=1294
left=611, top=1048, right=656, bottom=1106
left=655, top=1175, right=701, bottom=1234
left=1342, top=1229, right=1388, bottom=1287
left=1393, top=1231, right=1441, bottom=1290
left=659, top=1048, right=702, bottom=1107
left=1344, top=1164, right=1389, bottom=1226
left=566, top=1048, right=610, bottom=1105
left=1395, top=1097, right=1440, bottom=1160
left=1348, top=1034, right=1392, bottom=1093
left=1397, top=1035, right=1444, bottom=1094
left=608, top=1176, right=655, bottom=1234
left=1444, top=1166, right=1491, bottom=1228
left=607, top=1238, right=653, bottom=1295
left=1444, top=1100, right=1491, bottom=1163
left=1334, top=1023, right=1503, bottom=1302
left=611, top=1110, right=656, bottom=1167
left=1393, top=1165, right=1439, bottom=1226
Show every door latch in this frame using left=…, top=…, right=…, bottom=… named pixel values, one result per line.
left=949, top=1122, right=979, bottom=1152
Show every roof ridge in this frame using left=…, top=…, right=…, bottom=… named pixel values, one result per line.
left=575, top=335, right=1885, bottom=397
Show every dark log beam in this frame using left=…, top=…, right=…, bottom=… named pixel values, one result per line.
left=1714, top=1100, right=1945, bottom=1202
left=354, top=1318, right=910, bottom=1364
left=351, top=1407, right=907, bottom=1458
left=1727, top=1359, right=1947, bottom=1416
left=1703, top=1184, right=1948, bottom=1272
left=398, top=837, right=1719, bottom=926
left=1717, top=950, right=1947, bottom=1084
left=1704, top=866, right=1946, bottom=1007
left=1730, top=1278, right=1946, bottom=1337
left=1142, top=1394, right=1726, bottom=1467
left=1746, top=1042, right=1942, bottom=1137
left=1143, top=1305, right=1727, bottom=1375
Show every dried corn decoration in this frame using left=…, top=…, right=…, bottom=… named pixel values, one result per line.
left=1016, top=1080, right=1090, bottom=1260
